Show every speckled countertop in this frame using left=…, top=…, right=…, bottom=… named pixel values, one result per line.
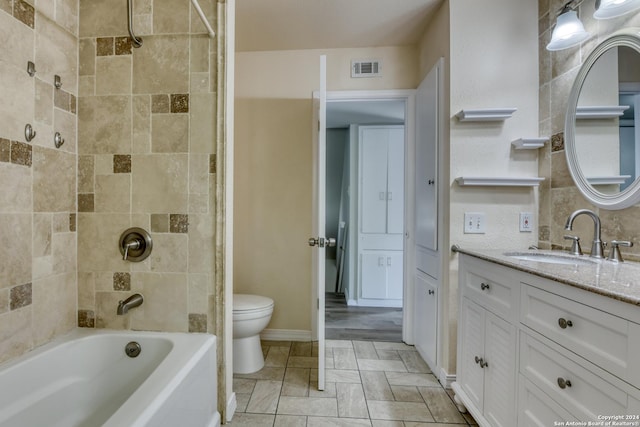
left=454, top=247, right=640, bottom=306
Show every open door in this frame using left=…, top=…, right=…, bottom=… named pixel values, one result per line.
left=309, top=55, right=327, bottom=390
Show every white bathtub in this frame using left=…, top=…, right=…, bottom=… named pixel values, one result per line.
left=0, top=329, right=220, bottom=427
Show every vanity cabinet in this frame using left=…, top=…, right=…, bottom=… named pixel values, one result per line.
left=453, top=253, right=640, bottom=427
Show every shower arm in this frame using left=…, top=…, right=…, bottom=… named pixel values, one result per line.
left=191, top=0, right=216, bottom=39
left=127, top=0, right=143, bottom=48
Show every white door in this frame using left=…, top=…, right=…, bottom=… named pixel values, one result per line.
left=310, top=55, right=327, bottom=391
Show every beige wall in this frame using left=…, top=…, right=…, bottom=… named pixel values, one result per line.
left=0, top=0, right=78, bottom=364
left=77, top=0, right=218, bottom=333
left=538, top=0, right=640, bottom=256
left=234, top=47, right=418, bottom=332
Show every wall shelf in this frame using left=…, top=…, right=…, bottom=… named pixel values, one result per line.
left=576, top=105, right=629, bottom=119
left=455, top=108, right=517, bottom=122
left=511, top=138, right=548, bottom=150
left=586, top=175, right=632, bottom=185
left=455, top=176, right=545, bottom=187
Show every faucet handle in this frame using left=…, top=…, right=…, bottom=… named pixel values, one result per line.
left=563, top=235, right=583, bottom=256
left=607, top=240, right=633, bottom=263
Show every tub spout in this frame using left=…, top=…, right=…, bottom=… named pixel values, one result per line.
left=117, top=293, right=144, bottom=315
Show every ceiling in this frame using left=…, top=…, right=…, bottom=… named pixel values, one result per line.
left=235, top=0, right=442, bottom=52
left=327, top=100, right=405, bottom=129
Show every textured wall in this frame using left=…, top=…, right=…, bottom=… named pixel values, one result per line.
left=538, top=0, right=640, bottom=258
left=0, top=0, right=78, bottom=364
left=77, top=0, right=218, bottom=333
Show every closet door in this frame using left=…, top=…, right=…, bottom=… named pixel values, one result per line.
left=386, top=128, right=405, bottom=234
left=360, top=129, right=389, bottom=234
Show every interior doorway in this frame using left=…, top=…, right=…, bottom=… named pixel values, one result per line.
left=324, top=95, right=409, bottom=342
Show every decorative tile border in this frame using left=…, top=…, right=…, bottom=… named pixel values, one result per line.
left=1, top=138, right=32, bottom=168
left=10, top=282, right=32, bottom=310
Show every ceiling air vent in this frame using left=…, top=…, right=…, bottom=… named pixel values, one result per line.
left=351, top=59, right=382, bottom=78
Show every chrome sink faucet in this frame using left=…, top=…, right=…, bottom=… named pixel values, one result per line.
left=564, top=209, right=604, bottom=258
left=117, top=293, right=144, bottom=315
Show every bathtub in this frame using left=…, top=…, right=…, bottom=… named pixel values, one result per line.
left=0, top=329, right=220, bottom=427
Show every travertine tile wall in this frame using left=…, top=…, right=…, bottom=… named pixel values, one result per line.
left=77, top=0, right=218, bottom=333
left=538, top=0, right=640, bottom=257
left=0, top=0, right=78, bottom=364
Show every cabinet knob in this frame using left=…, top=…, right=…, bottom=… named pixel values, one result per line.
left=474, top=356, right=482, bottom=364
left=480, top=359, right=488, bottom=368
left=557, top=377, right=572, bottom=389
left=428, top=289, right=435, bottom=295
left=480, top=282, right=490, bottom=291
left=558, top=318, right=573, bottom=329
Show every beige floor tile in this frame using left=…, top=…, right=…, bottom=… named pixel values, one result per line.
left=361, top=371, right=394, bottom=401
left=367, top=400, right=435, bottom=422
left=233, top=378, right=256, bottom=394
left=282, top=367, right=311, bottom=397
left=246, top=380, right=283, bottom=414
left=385, top=372, right=439, bottom=387
left=265, top=346, right=291, bottom=367
left=325, top=368, right=361, bottom=383
left=234, top=366, right=286, bottom=381
left=326, top=339, right=354, bottom=348
left=418, top=387, right=466, bottom=424
left=309, top=380, right=337, bottom=398
left=376, top=349, right=401, bottom=360
left=288, top=356, right=318, bottom=368
left=371, top=421, right=404, bottom=427
left=404, top=423, right=469, bottom=427
left=291, top=341, right=313, bottom=356
left=326, top=354, right=336, bottom=369
left=307, top=416, right=372, bottom=426
left=390, top=385, right=423, bottom=402
left=277, top=396, right=338, bottom=417
left=373, top=342, right=414, bottom=351
left=357, top=359, right=408, bottom=372
left=235, top=393, right=251, bottom=412
left=336, top=383, right=369, bottom=418
left=353, top=340, right=378, bottom=359
left=333, top=347, right=358, bottom=370
left=275, top=414, right=307, bottom=427
left=228, top=413, right=275, bottom=426
left=399, top=351, right=431, bottom=374
left=312, top=341, right=319, bottom=357
left=262, top=340, right=293, bottom=347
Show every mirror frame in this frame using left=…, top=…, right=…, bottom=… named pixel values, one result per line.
left=565, top=28, right=640, bottom=210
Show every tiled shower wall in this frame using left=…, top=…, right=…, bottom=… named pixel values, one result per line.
left=538, top=0, right=640, bottom=257
left=77, top=0, right=218, bottom=332
left=0, top=0, right=78, bottom=364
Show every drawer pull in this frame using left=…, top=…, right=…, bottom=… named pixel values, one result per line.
left=558, top=318, right=573, bottom=329
left=480, top=282, right=490, bottom=291
left=557, top=377, right=572, bottom=389
left=428, top=289, right=435, bottom=295
left=474, top=356, right=488, bottom=368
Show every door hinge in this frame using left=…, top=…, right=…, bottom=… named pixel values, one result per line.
left=318, top=120, right=320, bottom=132
left=317, top=298, right=319, bottom=309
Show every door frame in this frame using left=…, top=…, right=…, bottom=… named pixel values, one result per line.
left=312, top=89, right=416, bottom=345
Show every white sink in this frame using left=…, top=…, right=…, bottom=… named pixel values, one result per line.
left=503, top=251, right=597, bottom=266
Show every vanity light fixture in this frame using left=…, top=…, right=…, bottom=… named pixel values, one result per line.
left=546, top=1, right=591, bottom=51
left=594, top=0, right=640, bottom=19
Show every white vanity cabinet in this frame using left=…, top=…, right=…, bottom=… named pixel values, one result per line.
left=454, top=252, right=640, bottom=427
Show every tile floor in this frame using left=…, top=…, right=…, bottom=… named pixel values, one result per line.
left=228, top=340, right=477, bottom=427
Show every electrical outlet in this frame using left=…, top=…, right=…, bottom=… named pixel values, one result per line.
left=464, top=212, right=486, bottom=234
left=520, top=212, right=533, bottom=232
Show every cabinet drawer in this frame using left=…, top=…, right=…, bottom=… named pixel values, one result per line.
left=461, top=257, right=517, bottom=321
left=520, top=284, right=637, bottom=384
left=520, top=332, right=629, bottom=421
left=518, top=375, right=577, bottom=427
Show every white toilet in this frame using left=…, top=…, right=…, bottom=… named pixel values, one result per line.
left=232, top=294, right=274, bottom=374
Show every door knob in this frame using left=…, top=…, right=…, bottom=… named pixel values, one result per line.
left=308, top=237, right=336, bottom=248
left=326, top=237, right=336, bottom=247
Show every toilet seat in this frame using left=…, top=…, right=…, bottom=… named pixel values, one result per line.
left=233, top=294, right=274, bottom=312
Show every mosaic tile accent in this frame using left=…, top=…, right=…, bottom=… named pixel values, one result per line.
left=78, top=310, right=95, bottom=328
left=151, top=213, right=169, bottom=232
left=96, top=37, right=114, bottom=56
left=113, top=272, right=131, bottom=291
left=170, top=94, right=189, bottom=113
left=69, top=213, right=76, bottom=232
left=151, top=94, right=170, bottom=113
left=551, top=132, right=564, bottom=152
left=13, top=0, right=34, bottom=29
left=10, top=141, right=32, bottom=167
left=170, top=214, right=188, bottom=233
left=10, top=283, right=32, bottom=310
left=0, top=138, right=10, bottom=162
left=78, top=193, right=95, bottom=212
left=210, top=154, right=216, bottom=174
left=113, top=154, right=131, bottom=173
left=115, top=37, right=132, bottom=55
left=188, top=313, right=207, bottom=333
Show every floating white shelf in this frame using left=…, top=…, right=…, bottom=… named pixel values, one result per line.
left=456, top=108, right=517, bottom=122
left=511, top=138, right=548, bottom=150
left=455, top=176, right=545, bottom=187
left=586, top=175, right=632, bottom=185
left=576, top=105, right=629, bottom=119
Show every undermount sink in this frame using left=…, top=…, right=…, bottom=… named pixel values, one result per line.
left=503, top=251, right=598, bottom=266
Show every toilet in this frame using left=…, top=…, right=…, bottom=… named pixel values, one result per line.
left=232, top=294, right=274, bottom=374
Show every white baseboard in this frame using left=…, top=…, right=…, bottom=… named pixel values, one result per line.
left=226, top=392, right=237, bottom=423
left=261, top=329, right=312, bottom=341
left=436, top=366, right=456, bottom=389
left=347, top=298, right=402, bottom=308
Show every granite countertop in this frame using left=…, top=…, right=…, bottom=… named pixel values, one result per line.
left=454, top=247, right=640, bottom=306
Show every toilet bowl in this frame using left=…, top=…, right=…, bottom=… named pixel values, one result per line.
left=232, top=294, right=274, bottom=374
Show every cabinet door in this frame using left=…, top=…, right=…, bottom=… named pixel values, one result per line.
left=386, top=128, right=404, bottom=234
left=386, top=251, right=403, bottom=300
left=360, top=252, right=387, bottom=299
left=360, top=129, right=389, bottom=234
left=414, top=273, right=437, bottom=365
left=459, top=298, right=485, bottom=412
left=483, top=311, right=517, bottom=427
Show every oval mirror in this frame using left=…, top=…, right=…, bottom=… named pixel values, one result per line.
left=565, top=28, right=640, bottom=209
